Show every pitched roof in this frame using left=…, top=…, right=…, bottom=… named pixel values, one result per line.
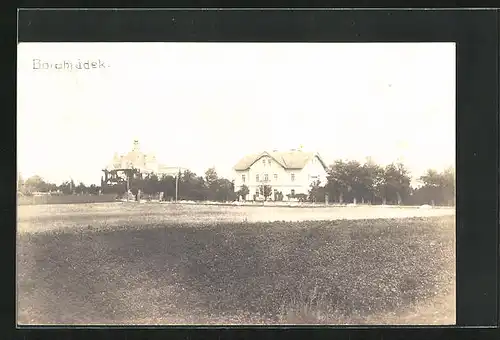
left=233, top=150, right=327, bottom=171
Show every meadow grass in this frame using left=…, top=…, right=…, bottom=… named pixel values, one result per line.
left=17, top=214, right=455, bottom=325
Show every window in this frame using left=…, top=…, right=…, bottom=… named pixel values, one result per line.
left=291, top=173, right=295, bottom=182
left=256, top=174, right=260, bottom=182
left=262, top=159, right=266, bottom=166
left=268, top=159, right=271, bottom=166
left=264, top=174, right=269, bottom=182
left=242, top=174, right=246, bottom=183
left=274, top=174, right=278, bottom=181
left=291, top=189, right=295, bottom=196
left=255, top=190, right=260, bottom=196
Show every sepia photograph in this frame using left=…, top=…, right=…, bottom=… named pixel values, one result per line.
left=17, top=42, right=455, bottom=325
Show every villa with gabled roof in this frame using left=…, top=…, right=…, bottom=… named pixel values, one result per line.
left=233, top=149, right=328, bottom=201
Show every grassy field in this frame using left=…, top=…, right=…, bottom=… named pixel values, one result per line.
left=17, top=203, right=455, bottom=325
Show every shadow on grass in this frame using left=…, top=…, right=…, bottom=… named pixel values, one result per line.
left=17, top=216, right=455, bottom=324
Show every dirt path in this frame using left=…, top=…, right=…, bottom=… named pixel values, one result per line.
left=17, top=202, right=455, bottom=234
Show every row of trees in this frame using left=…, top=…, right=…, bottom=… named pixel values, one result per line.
left=112, top=168, right=238, bottom=202
left=306, top=159, right=455, bottom=206
left=18, top=160, right=455, bottom=206
left=17, top=175, right=101, bottom=196
left=18, top=168, right=239, bottom=203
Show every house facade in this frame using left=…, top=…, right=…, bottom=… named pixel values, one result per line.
left=233, top=149, right=328, bottom=201
left=102, top=140, right=186, bottom=183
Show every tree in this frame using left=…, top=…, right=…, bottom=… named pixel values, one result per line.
left=215, top=178, right=237, bottom=202
left=87, top=184, right=100, bottom=195
left=380, top=163, right=412, bottom=205
left=24, top=175, right=49, bottom=193
left=258, top=184, right=273, bottom=201
left=323, top=158, right=430, bottom=206
left=204, top=168, right=220, bottom=201
left=344, top=160, right=364, bottom=203
left=325, top=160, right=357, bottom=204
left=74, top=182, right=87, bottom=195
left=441, top=167, right=456, bottom=206
left=419, top=169, right=441, bottom=187
left=178, top=170, right=207, bottom=201
left=325, top=160, right=346, bottom=203
left=205, top=168, right=219, bottom=187
left=372, top=166, right=386, bottom=204
left=194, top=176, right=209, bottom=201
left=236, top=184, right=250, bottom=201
left=58, top=179, right=76, bottom=195
left=158, top=175, right=176, bottom=200
left=126, top=169, right=144, bottom=198
left=143, top=173, right=159, bottom=195
left=308, top=180, right=326, bottom=203
left=413, top=167, right=455, bottom=206
left=360, top=160, right=384, bottom=204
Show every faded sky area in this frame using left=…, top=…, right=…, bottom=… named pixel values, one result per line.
left=17, top=43, right=455, bottom=185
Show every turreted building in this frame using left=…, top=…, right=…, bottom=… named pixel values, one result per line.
left=101, top=140, right=186, bottom=187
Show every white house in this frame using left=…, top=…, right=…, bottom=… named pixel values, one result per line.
left=232, top=149, right=328, bottom=201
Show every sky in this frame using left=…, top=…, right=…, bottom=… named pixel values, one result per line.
left=17, top=42, right=455, bottom=186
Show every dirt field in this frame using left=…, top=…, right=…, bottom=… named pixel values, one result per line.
left=17, top=202, right=455, bottom=234
left=17, top=194, right=118, bottom=206
left=16, top=203, right=455, bottom=325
